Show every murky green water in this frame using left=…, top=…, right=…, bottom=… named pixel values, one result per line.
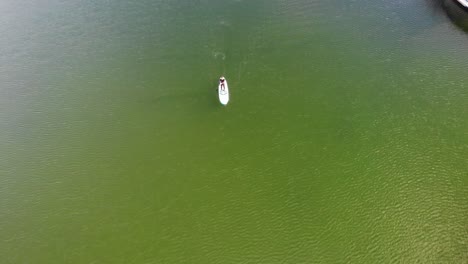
left=1, top=0, right=467, bottom=263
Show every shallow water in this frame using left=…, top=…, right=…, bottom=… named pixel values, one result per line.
left=1, top=0, right=467, bottom=263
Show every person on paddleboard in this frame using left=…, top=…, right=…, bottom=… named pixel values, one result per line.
left=220, top=76, right=226, bottom=91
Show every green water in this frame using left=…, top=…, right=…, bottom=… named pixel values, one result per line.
left=1, top=0, right=467, bottom=263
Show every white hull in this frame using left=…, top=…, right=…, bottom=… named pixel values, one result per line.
left=218, top=80, right=229, bottom=105
left=455, top=0, right=468, bottom=8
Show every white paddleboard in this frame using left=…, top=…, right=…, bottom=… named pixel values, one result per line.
left=218, top=79, right=229, bottom=105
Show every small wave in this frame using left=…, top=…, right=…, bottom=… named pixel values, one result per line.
left=219, top=20, right=231, bottom=27
left=212, top=51, right=226, bottom=60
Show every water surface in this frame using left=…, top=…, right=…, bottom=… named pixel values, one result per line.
left=1, top=0, right=467, bottom=263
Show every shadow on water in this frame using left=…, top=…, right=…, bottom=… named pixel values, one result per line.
left=143, top=81, right=222, bottom=113
left=423, top=0, right=468, bottom=32
left=392, top=0, right=468, bottom=34
left=394, top=0, right=446, bottom=32
left=423, top=0, right=446, bottom=12
left=404, top=0, right=468, bottom=33
left=441, top=0, right=468, bottom=31
left=355, top=0, right=448, bottom=47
